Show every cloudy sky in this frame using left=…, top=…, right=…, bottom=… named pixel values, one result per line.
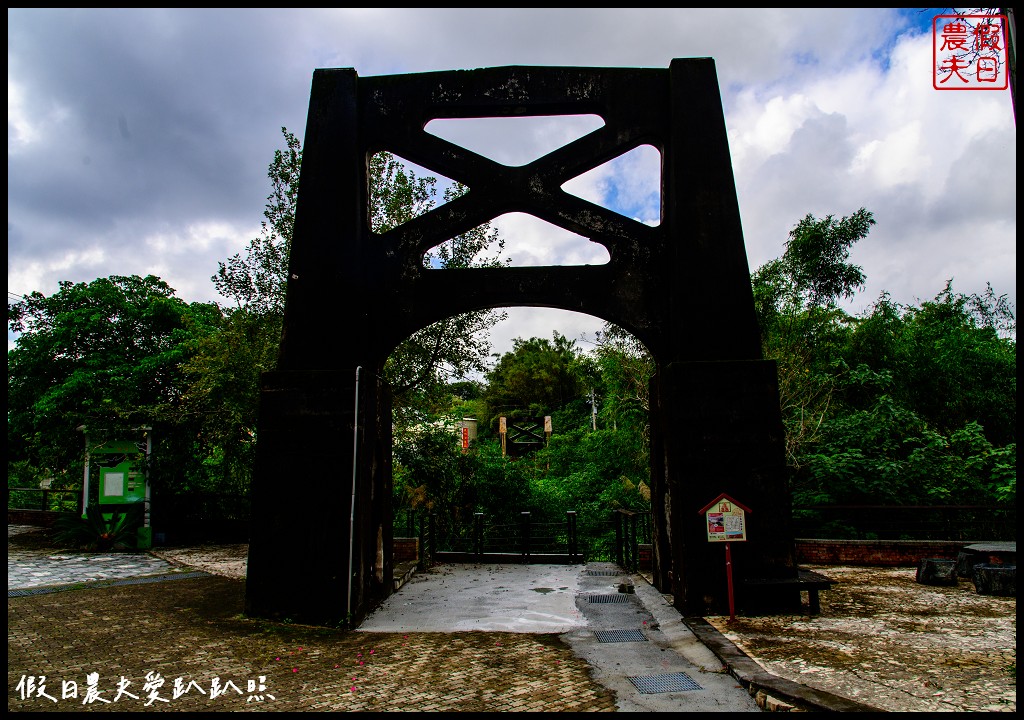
left=8, top=8, right=1017, bottom=361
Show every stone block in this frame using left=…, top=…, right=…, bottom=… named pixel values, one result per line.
left=915, top=557, right=958, bottom=586
left=972, top=564, right=1016, bottom=596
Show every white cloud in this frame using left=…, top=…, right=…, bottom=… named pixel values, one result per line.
left=491, top=213, right=609, bottom=267
left=7, top=75, right=72, bottom=152
left=8, top=246, right=109, bottom=299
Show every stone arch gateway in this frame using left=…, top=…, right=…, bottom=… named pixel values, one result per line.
left=245, top=60, right=800, bottom=627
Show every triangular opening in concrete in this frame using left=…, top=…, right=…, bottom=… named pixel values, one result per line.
left=424, top=212, right=610, bottom=269
left=424, top=115, right=605, bottom=167
left=369, top=151, right=460, bottom=233
left=561, top=144, right=661, bottom=227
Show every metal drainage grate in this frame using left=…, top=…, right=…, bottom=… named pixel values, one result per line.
left=8, top=571, right=212, bottom=598
left=595, top=629, right=647, bottom=643
left=587, top=569, right=620, bottom=577
left=628, top=672, right=703, bottom=694
left=105, top=571, right=211, bottom=586
left=586, top=593, right=634, bottom=603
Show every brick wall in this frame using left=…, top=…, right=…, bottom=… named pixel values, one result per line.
left=8, top=509, right=68, bottom=527
left=795, top=539, right=970, bottom=566
left=638, top=543, right=653, bottom=572
left=394, top=537, right=419, bottom=562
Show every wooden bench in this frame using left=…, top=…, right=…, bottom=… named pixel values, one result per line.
left=742, top=569, right=835, bottom=614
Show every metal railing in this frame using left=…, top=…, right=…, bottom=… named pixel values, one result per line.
left=412, top=510, right=582, bottom=564
left=6, top=487, right=82, bottom=515
left=613, top=509, right=653, bottom=572
left=392, top=508, right=434, bottom=572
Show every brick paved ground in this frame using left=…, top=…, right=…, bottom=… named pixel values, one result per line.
left=8, top=575, right=617, bottom=712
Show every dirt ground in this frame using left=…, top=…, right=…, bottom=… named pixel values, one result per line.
left=705, top=565, right=1016, bottom=712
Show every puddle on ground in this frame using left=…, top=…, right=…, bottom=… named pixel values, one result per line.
left=532, top=587, right=555, bottom=594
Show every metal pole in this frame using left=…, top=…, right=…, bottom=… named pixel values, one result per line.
left=615, top=511, right=624, bottom=567
left=726, top=541, right=736, bottom=622
left=346, top=366, right=362, bottom=624
left=143, top=427, right=153, bottom=528
left=78, top=425, right=90, bottom=518
left=521, top=511, right=531, bottom=561
left=474, top=512, right=484, bottom=559
left=567, top=510, right=577, bottom=561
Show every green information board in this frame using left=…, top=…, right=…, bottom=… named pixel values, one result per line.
left=94, top=439, right=147, bottom=505
left=90, top=437, right=151, bottom=548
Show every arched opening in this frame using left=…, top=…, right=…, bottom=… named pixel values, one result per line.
left=385, top=307, right=655, bottom=567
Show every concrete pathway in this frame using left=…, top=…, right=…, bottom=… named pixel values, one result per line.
left=359, top=561, right=761, bottom=712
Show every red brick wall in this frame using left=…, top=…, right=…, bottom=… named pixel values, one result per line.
left=638, top=543, right=653, bottom=571
left=8, top=509, right=67, bottom=527
left=795, top=539, right=969, bottom=566
left=394, top=537, right=419, bottom=562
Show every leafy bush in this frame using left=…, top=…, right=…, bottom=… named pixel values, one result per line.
left=53, top=503, right=143, bottom=551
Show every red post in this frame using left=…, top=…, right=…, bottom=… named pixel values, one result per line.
left=725, top=541, right=736, bottom=621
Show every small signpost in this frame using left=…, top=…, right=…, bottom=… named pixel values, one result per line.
left=698, top=492, right=751, bottom=621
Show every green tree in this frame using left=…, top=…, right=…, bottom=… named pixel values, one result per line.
left=844, top=282, right=1015, bottom=442
left=471, top=327, right=652, bottom=557
left=592, top=323, right=654, bottom=436
left=213, top=127, right=301, bottom=319
left=753, top=208, right=874, bottom=317
left=751, top=208, right=875, bottom=467
left=483, top=332, right=588, bottom=426
left=180, top=309, right=277, bottom=496
left=7, top=275, right=221, bottom=494
left=752, top=207, right=1016, bottom=518
left=776, top=275, right=1017, bottom=520
left=194, top=130, right=302, bottom=496
left=392, top=422, right=533, bottom=549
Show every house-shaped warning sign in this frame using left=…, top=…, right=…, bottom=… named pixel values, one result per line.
left=698, top=492, right=751, bottom=543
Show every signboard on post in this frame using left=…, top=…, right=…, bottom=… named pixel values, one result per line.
left=698, top=492, right=752, bottom=621
left=703, top=495, right=748, bottom=542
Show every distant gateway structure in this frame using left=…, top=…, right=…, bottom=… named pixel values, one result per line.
left=245, top=60, right=800, bottom=627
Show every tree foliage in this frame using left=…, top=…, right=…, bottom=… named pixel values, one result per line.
left=844, top=283, right=1016, bottom=444
left=592, top=323, right=654, bottom=438
left=213, top=128, right=300, bottom=319
left=483, top=332, right=588, bottom=425
left=743, top=205, right=1017, bottom=523
left=752, top=208, right=874, bottom=322
left=751, top=208, right=876, bottom=466
left=7, top=275, right=221, bottom=492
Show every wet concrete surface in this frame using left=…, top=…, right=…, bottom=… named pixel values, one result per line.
left=359, top=561, right=762, bottom=712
